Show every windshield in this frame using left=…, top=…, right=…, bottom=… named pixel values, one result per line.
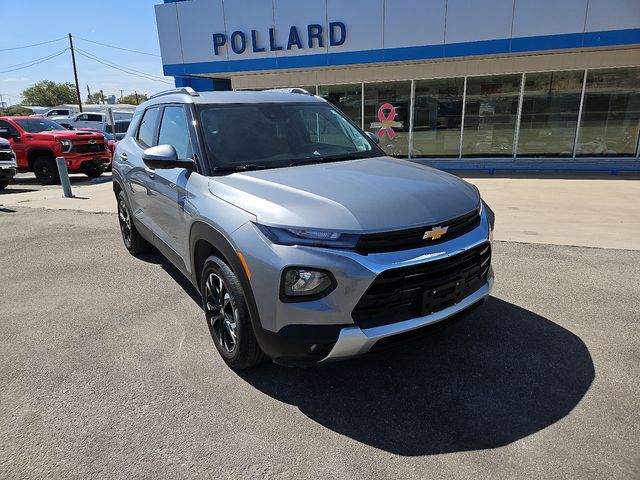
left=197, top=102, right=380, bottom=171
left=14, top=118, right=67, bottom=133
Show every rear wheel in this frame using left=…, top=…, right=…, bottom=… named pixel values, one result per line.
left=117, top=190, right=151, bottom=254
left=201, top=256, right=265, bottom=370
left=33, top=157, right=59, bottom=185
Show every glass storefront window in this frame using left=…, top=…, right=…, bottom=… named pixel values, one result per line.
left=318, top=83, right=362, bottom=127
left=300, top=85, right=317, bottom=95
left=576, top=67, right=640, bottom=156
left=462, top=74, right=521, bottom=157
left=364, top=81, right=411, bottom=157
left=517, top=71, right=583, bottom=157
left=412, top=77, right=464, bottom=157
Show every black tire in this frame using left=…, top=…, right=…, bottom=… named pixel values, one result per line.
left=0, top=181, right=9, bottom=190
left=200, top=256, right=266, bottom=370
left=33, top=156, right=59, bottom=185
left=117, top=190, right=151, bottom=254
left=84, top=167, right=105, bottom=178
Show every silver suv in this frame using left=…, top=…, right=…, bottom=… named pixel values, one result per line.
left=113, top=88, right=495, bottom=369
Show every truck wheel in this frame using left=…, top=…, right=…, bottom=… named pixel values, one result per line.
left=0, top=181, right=9, bottom=190
left=117, top=190, right=151, bottom=254
left=84, top=167, right=105, bottom=178
left=200, top=256, right=266, bottom=370
left=33, top=157, right=60, bottom=185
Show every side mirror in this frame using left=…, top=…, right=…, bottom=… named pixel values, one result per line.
left=365, top=131, right=380, bottom=145
left=142, top=144, right=195, bottom=171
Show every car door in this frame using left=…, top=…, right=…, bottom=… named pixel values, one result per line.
left=143, top=104, right=197, bottom=261
left=0, top=120, right=26, bottom=167
left=120, top=106, right=161, bottom=233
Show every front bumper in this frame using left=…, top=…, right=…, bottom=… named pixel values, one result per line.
left=323, top=270, right=493, bottom=361
left=65, top=155, right=110, bottom=172
left=232, top=207, right=494, bottom=364
left=0, top=161, right=17, bottom=181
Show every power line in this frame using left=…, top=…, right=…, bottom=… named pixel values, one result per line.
left=74, top=47, right=172, bottom=84
left=0, top=37, right=67, bottom=52
left=0, top=49, right=69, bottom=70
left=0, top=49, right=69, bottom=74
left=74, top=36, right=161, bottom=57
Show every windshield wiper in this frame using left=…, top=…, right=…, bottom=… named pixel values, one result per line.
left=212, top=164, right=268, bottom=174
left=290, top=153, right=367, bottom=167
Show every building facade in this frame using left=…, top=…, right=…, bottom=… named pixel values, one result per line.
left=155, top=0, right=640, bottom=171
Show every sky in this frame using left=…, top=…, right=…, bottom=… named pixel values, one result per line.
left=0, top=0, right=172, bottom=106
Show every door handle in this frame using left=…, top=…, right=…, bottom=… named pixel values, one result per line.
left=144, top=167, right=155, bottom=176
left=119, top=152, right=128, bottom=161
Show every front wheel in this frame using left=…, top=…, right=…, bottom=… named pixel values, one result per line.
left=33, top=157, right=59, bottom=185
left=0, top=181, right=9, bottom=190
left=85, top=166, right=105, bottom=178
left=201, top=256, right=265, bottom=370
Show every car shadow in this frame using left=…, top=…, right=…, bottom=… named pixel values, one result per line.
left=143, top=250, right=595, bottom=456
left=236, top=297, right=595, bottom=456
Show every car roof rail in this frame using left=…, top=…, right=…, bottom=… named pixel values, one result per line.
left=264, top=87, right=313, bottom=95
left=149, top=86, right=200, bottom=100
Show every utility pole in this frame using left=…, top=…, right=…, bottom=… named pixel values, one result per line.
left=68, top=33, right=83, bottom=112
left=86, top=85, right=92, bottom=104
left=134, top=91, right=139, bottom=105
left=119, top=89, right=124, bottom=103
left=0, top=93, right=4, bottom=114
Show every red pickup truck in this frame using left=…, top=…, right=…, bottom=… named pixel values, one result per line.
left=0, top=116, right=111, bottom=184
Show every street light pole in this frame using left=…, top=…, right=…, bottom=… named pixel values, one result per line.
left=68, top=33, right=83, bottom=113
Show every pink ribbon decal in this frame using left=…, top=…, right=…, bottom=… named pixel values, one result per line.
left=370, top=103, right=403, bottom=140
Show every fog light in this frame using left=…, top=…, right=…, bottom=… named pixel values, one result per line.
left=281, top=267, right=335, bottom=301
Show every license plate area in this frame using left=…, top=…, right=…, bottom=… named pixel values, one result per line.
left=419, top=277, right=466, bottom=316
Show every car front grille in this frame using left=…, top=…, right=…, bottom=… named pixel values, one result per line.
left=0, top=150, right=13, bottom=161
left=356, top=208, right=481, bottom=254
left=352, top=242, right=491, bottom=329
left=73, top=142, right=106, bottom=154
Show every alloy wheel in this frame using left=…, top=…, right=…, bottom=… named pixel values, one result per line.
left=118, top=199, right=132, bottom=248
left=204, top=272, right=238, bottom=354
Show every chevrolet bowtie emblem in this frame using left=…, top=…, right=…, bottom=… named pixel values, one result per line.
left=423, top=226, right=449, bottom=241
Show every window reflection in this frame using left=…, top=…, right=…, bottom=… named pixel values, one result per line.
left=462, top=74, right=521, bottom=157
left=517, top=71, right=583, bottom=157
left=576, top=68, right=640, bottom=156
left=318, top=83, right=362, bottom=127
left=364, top=81, right=411, bottom=157
left=412, top=78, right=464, bottom=157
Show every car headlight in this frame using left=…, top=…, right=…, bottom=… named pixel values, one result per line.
left=281, top=267, right=336, bottom=301
left=255, top=223, right=359, bottom=248
left=58, top=139, right=73, bottom=153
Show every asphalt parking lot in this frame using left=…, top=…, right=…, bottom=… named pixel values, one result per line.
left=0, top=206, right=638, bottom=479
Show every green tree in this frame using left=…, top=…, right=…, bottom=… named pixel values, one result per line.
left=21, top=80, right=77, bottom=107
left=120, top=92, right=148, bottom=105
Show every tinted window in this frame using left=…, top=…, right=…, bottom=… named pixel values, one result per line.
left=158, top=106, right=191, bottom=158
left=136, top=107, right=160, bottom=148
left=88, top=114, right=103, bottom=122
left=76, top=114, right=89, bottom=121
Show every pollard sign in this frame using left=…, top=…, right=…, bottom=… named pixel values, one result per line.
left=213, top=22, right=346, bottom=56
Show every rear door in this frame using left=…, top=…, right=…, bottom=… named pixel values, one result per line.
left=143, top=104, right=196, bottom=260
left=120, top=106, right=161, bottom=232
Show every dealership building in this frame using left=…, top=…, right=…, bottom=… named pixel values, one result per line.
left=155, top=0, right=640, bottom=171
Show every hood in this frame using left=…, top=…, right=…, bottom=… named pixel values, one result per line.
left=209, top=157, right=480, bottom=232
left=26, top=130, right=103, bottom=141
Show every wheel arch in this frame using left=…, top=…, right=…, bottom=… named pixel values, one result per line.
left=189, top=221, right=272, bottom=352
left=27, top=148, right=55, bottom=170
